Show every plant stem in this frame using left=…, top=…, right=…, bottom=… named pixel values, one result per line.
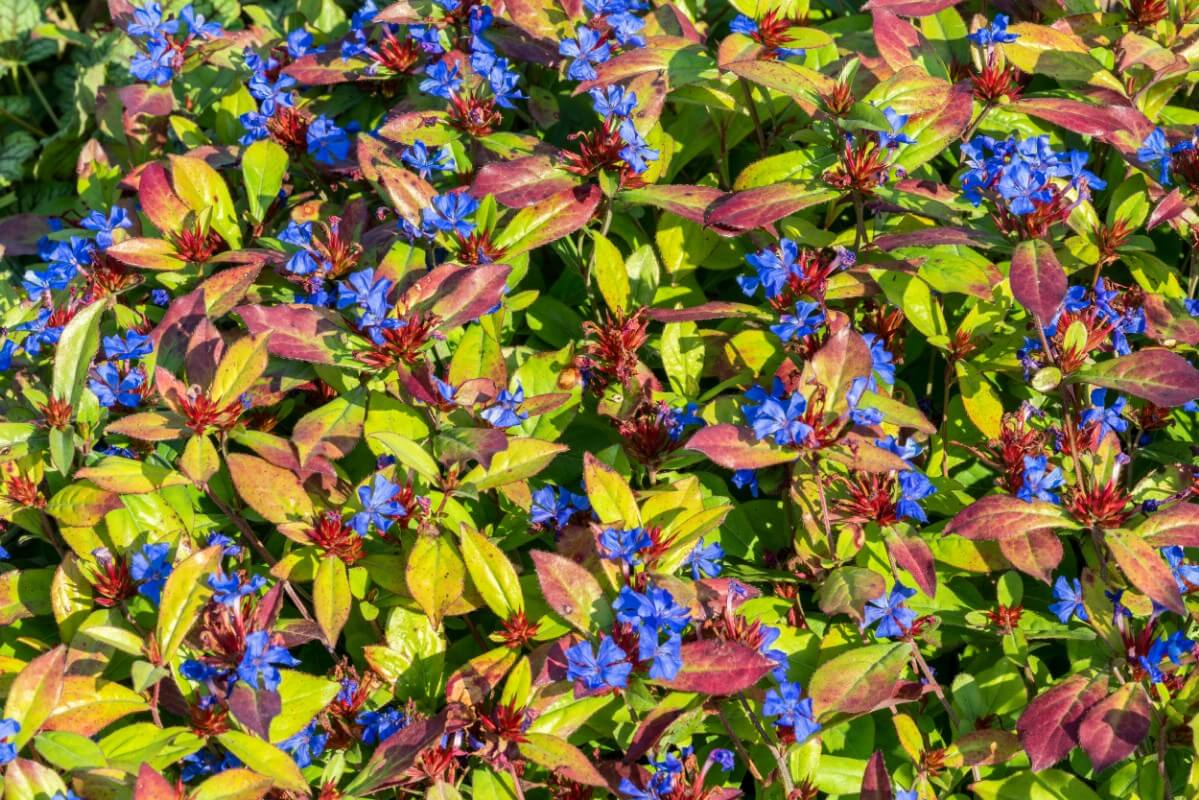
left=736, top=692, right=794, bottom=794
left=0, top=106, right=45, bottom=137
left=21, top=65, right=59, bottom=125
left=739, top=78, right=768, bottom=156
left=715, top=706, right=766, bottom=783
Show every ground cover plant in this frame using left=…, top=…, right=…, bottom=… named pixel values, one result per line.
left=3, top=0, right=1199, bottom=797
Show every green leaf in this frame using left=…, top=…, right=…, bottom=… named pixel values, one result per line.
left=592, top=231, right=629, bottom=313
left=226, top=454, right=313, bottom=524
left=75, top=457, right=190, bottom=494
left=156, top=546, right=223, bottom=662
left=459, top=525, right=523, bottom=618
left=518, top=733, right=608, bottom=788
left=269, top=670, right=341, bottom=744
left=661, top=321, right=704, bottom=397
left=407, top=535, right=466, bottom=624
left=973, top=769, right=1101, bottom=800
left=170, top=155, right=242, bottom=248
left=51, top=297, right=106, bottom=410
left=188, top=769, right=274, bottom=800
left=370, top=431, right=441, bottom=482
left=242, top=140, right=289, bottom=223
left=4, top=647, right=67, bottom=748
left=583, top=452, right=640, bottom=528
left=462, top=438, right=568, bottom=491
left=3, top=758, right=68, bottom=800
left=808, top=642, right=910, bottom=721
left=314, top=556, right=352, bottom=645
left=217, top=731, right=308, bottom=793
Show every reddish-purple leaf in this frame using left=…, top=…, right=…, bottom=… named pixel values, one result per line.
left=282, top=52, right=368, bottom=84
left=801, top=325, right=874, bottom=418
left=1107, top=530, right=1185, bottom=614
left=226, top=684, right=281, bottom=739
left=872, top=9, right=921, bottom=70
left=530, top=550, right=608, bottom=633
left=573, top=36, right=713, bottom=94
left=199, top=263, right=264, bottom=317
left=471, top=155, right=580, bottom=207
left=948, top=729, right=1022, bottom=767
left=809, top=643, right=910, bottom=718
left=998, top=528, right=1063, bottom=584
left=152, top=289, right=207, bottom=371
left=446, top=648, right=518, bottom=707
left=1017, top=675, right=1109, bottom=771
left=654, top=639, right=774, bottom=695
left=519, top=734, right=612, bottom=788
left=625, top=707, right=688, bottom=764
left=133, top=764, right=178, bottom=800
left=874, top=226, right=1000, bottom=251
left=138, top=161, right=191, bottom=232
left=1011, top=98, right=1152, bottom=151
left=1138, top=503, right=1199, bottom=547
left=353, top=705, right=467, bottom=794
left=235, top=304, right=350, bottom=365
left=704, top=183, right=838, bottom=236
left=1078, top=683, right=1151, bottom=773
left=0, top=214, right=51, bottom=257
left=862, top=0, right=961, bottom=16
left=1070, top=348, right=1199, bottom=407
left=818, top=567, right=886, bottom=621
left=1143, top=294, right=1199, bottom=346
left=1010, top=239, right=1067, bottom=321
left=860, top=751, right=892, bottom=800
left=492, top=185, right=601, bottom=256
left=401, top=263, right=512, bottom=330
left=619, top=184, right=724, bottom=224
left=685, top=424, right=801, bottom=469
left=886, top=533, right=936, bottom=597
left=106, top=238, right=186, bottom=270
left=1148, top=189, right=1189, bottom=230
left=822, top=436, right=912, bottom=474
left=646, top=302, right=763, bottom=322
left=944, top=494, right=1079, bottom=541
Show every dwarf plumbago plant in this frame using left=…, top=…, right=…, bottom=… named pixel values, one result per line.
left=6, top=0, right=1199, bottom=798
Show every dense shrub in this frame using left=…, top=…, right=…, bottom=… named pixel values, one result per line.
left=2, top=0, right=1199, bottom=798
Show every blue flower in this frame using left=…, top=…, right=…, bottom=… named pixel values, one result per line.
left=863, top=582, right=917, bottom=638
left=486, top=60, right=525, bottom=108
left=1137, top=128, right=1192, bottom=186
left=422, top=192, right=479, bottom=238
left=566, top=636, right=632, bottom=690
left=763, top=682, right=821, bottom=743
left=1079, top=388, right=1127, bottom=441
left=22, top=267, right=73, bottom=299
left=709, top=749, right=735, bottom=771
left=729, top=14, right=757, bottom=35
left=131, top=36, right=177, bottom=85
left=402, top=141, right=455, bottom=179
left=287, top=28, right=323, bottom=58
left=1016, top=454, right=1064, bottom=504
left=863, top=333, right=895, bottom=386
left=896, top=471, right=936, bottom=524
left=0, top=718, right=20, bottom=765
left=684, top=537, right=724, bottom=579
left=208, top=533, right=242, bottom=557
left=236, top=630, right=299, bottom=691
left=128, top=3, right=179, bottom=38
left=968, top=14, right=1018, bottom=46
left=88, top=364, right=145, bottom=408
left=879, top=107, right=915, bottom=148
left=180, top=749, right=240, bottom=781
left=599, top=526, right=652, bottom=564
left=770, top=300, right=824, bottom=342
left=481, top=383, right=528, bottom=428
left=357, top=706, right=408, bottom=743
left=103, top=331, right=153, bottom=360
left=877, top=435, right=922, bottom=462
left=130, top=542, right=172, bottom=604
left=896, top=789, right=919, bottom=800
left=531, top=485, right=590, bottom=528
left=249, top=74, right=296, bottom=115
left=741, top=378, right=812, bottom=447
left=1163, top=546, right=1199, bottom=594
left=207, top=573, right=267, bottom=607
left=590, top=86, right=637, bottom=118
left=1049, top=576, right=1088, bottom=623
left=179, top=5, right=222, bottom=38
left=307, top=115, right=350, bottom=164
left=731, top=468, right=759, bottom=497
left=419, top=60, right=462, bottom=99
left=351, top=474, right=406, bottom=536
left=618, top=119, right=658, bottom=175
left=997, top=160, right=1052, bottom=215
left=638, top=632, right=682, bottom=680
left=613, top=585, right=690, bottom=634
left=738, top=238, right=800, bottom=299
left=281, top=721, right=328, bottom=767
left=559, top=26, right=611, bottom=81
left=81, top=207, right=133, bottom=249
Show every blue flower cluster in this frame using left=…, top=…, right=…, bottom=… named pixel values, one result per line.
left=614, top=584, right=690, bottom=680
left=1137, top=127, right=1195, bottom=186
left=351, top=473, right=407, bottom=536
left=763, top=681, right=820, bottom=743
left=960, top=135, right=1105, bottom=214
left=742, top=378, right=811, bottom=447
left=128, top=3, right=222, bottom=85
left=88, top=330, right=152, bottom=409
left=530, top=484, right=591, bottom=529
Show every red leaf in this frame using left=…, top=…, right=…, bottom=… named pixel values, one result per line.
left=1148, top=189, right=1189, bottom=230
left=1078, top=683, right=1151, bottom=773
left=886, top=533, right=936, bottom=597
left=646, top=302, right=763, bottom=322
left=1138, top=503, right=1199, bottom=547
left=1010, top=239, right=1067, bottom=321
left=1107, top=530, right=1185, bottom=615
left=529, top=550, right=608, bottom=633
left=619, top=184, right=724, bottom=224
left=1016, top=675, right=1109, bottom=771
left=133, top=764, right=179, bottom=800
left=492, top=184, right=601, bottom=257
left=625, top=707, right=688, bottom=764
left=704, top=183, right=838, bottom=236
left=282, top=52, right=367, bottom=85
left=654, top=640, right=774, bottom=695
left=471, top=155, right=580, bottom=208
left=874, top=226, right=999, bottom=251
left=235, top=304, right=350, bottom=365
left=1143, top=295, right=1199, bottom=346
left=862, top=0, right=961, bottom=16
left=944, top=495, right=1078, bottom=541
left=138, top=161, right=192, bottom=232
left=998, top=528, right=1062, bottom=584
left=353, top=706, right=468, bottom=794
left=1070, top=348, right=1199, bottom=407
left=200, top=263, right=263, bottom=317
left=0, top=214, right=51, bottom=257
left=860, top=751, right=892, bottom=800
left=685, top=424, right=801, bottom=469
left=872, top=9, right=921, bottom=70
left=1011, top=98, right=1152, bottom=151
left=401, top=263, right=512, bottom=330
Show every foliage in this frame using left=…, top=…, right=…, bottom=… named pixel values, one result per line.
left=3, top=0, right=1199, bottom=798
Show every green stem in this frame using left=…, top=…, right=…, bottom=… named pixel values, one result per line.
left=21, top=64, right=59, bottom=125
